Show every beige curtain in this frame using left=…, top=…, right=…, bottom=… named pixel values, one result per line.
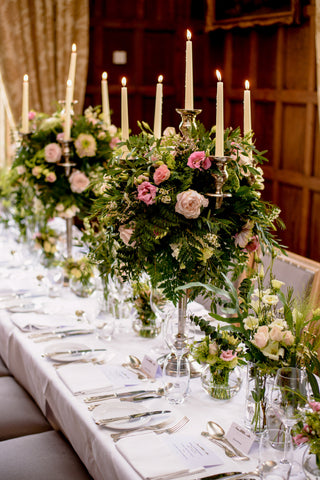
left=316, top=0, right=320, bottom=129
left=0, top=0, right=89, bottom=125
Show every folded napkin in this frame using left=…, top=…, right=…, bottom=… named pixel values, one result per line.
left=116, top=432, right=189, bottom=480
left=11, top=313, right=76, bottom=331
left=57, top=363, right=113, bottom=395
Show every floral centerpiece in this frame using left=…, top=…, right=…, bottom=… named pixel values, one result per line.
left=88, top=121, right=281, bottom=306
left=191, top=324, right=244, bottom=399
left=188, top=251, right=320, bottom=431
left=9, top=106, right=120, bottom=236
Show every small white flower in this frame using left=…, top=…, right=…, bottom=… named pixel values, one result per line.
left=243, top=315, right=259, bottom=330
left=262, top=294, right=279, bottom=306
left=271, top=279, right=285, bottom=290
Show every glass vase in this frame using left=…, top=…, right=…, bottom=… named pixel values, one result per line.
left=245, top=362, right=270, bottom=434
left=132, top=316, right=161, bottom=338
left=303, top=446, right=320, bottom=480
left=70, top=277, right=96, bottom=298
left=201, top=364, right=242, bottom=400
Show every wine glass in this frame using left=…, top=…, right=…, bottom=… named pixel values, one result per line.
left=269, top=367, right=308, bottom=465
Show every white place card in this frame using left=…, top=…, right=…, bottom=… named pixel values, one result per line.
left=225, top=422, right=256, bottom=455
left=141, top=354, right=162, bottom=379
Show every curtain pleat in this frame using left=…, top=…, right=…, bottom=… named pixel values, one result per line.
left=0, top=0, right=89, bottom=125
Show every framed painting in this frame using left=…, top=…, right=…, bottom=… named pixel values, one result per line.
left=205, top=0, right=301, bottom=31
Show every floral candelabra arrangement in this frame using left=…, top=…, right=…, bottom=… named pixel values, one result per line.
left=9, top=106, right=120, bottom=236
left=191, top=323, right=244, bottom=399
left=88, top=121, right=281, bottom=305
left=187, top=250, right=320, bottom=430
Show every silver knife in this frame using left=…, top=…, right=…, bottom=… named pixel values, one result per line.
left=30, top=328, right=93, bottom=338
left=96, top=409, right=171, bottom=424
left=35, top=330, right=94, bottom=342
left=42, top=348, right=108, bottom=357
left=84, top=390, right=153, bottom=403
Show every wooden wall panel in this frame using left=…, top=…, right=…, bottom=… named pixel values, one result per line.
left=281, top=104, right=306, bottom=172
left=283, top=23, right=310, bottom=91
left=278, top=184, right=304, bottom=253
left=256, top=28, right=278, bottom=89
left=309, top=192, right=320, bottom=260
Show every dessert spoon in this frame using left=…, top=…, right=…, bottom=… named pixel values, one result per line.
left=207, top=421, right=249, bottom=460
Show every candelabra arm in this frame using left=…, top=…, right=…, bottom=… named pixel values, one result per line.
left=176, top=108, right=202, bottom=139
left=206, top=156, right=232, bottom=209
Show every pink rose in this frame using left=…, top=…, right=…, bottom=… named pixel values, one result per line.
left=220, top=350, right=237, bottom=361
left=119, top=225, right=135, bottom=246
left=44, top=143, right=62, bottom=163
left=293, top=434, right=308, bottom=446
left=269, top=325, right=283, bottom=342
left=69, top=170, right=90, bottom=193
left=110, top=137, right=120, bottom=149
left=175, top=190, right=209, bottom=219
left=28, top=111, right=36, bottom=120
left=32, top=166, right=41, bottom=177
left=45, top=172, right=57, bottom=183
left=245, top=235, right=260, bottom=253
left=137, top=181, right=157, bottom=206
left=253, top=326, right=269, bottom=349
left=153, top=164, right=171, bottom=185
left=283, top=330, right=294, bottom=346
left=187, top=151, right=211, bottom=171
left=309, top=402, right=320, bottom=412
left=56, top=132, right=64, bottom=142
left=16, top=165, right=26, bottom=175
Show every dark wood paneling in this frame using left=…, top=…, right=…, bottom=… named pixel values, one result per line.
left=278, top=183, right=303, bottom=252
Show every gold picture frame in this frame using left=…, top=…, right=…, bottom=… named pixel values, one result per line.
left=205, top=0, right=301, bottom=31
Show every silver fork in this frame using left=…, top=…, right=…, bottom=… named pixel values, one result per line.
left=111, top=416, right=189, bottom=442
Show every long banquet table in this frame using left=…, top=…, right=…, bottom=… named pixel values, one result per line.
left=0, top=227, right=305, bottom=480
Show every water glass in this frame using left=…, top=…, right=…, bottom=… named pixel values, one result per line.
left=259, top=428, right=293, bottom=480
left=162, top=351, right=190, bottom=405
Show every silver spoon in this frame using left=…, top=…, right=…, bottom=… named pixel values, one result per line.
left=201, top=432, right=239, bottom=458
left=207, top=421, right=250, bottom=460
left=128, top=355, right=150, bottom=378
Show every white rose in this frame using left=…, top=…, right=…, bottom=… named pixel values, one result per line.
left=175, top=190, right=209, bottom=219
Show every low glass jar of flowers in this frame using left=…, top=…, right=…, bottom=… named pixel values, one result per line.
left=62, top=256, right=97, bottom=297
left=293, top=401, right=320, bottom=480
left=191, top=329, right=244, bottom=400
left=131, top=280, right=165, bottom=338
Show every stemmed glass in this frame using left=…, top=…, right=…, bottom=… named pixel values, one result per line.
left=269, top=367, right=308, bottom=465
left=162, top=308, right=195, bottom=404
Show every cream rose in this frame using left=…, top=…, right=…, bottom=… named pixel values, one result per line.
left=269, top=325, right=283, bottom=342
left=253, top=325, right=269, bottom=349
left=175, top=190, right=209, bottom=219
left=69, top=170, right=90, bottom=193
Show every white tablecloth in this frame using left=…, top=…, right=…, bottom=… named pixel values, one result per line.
left=0, top=230, right=301, bottom=480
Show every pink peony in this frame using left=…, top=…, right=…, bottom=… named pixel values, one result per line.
left=187, top=151, right=211, bottom=171
left=69, top=170, right=90, bottom=193
left=119, top=225, right=135, bottom=246
left=153, top=164, right=171, bottom=185
left=45, top=143, right=62, bottom=163
left=175, top=190, right=209, bottom=219
left=137, top=181, right=157, bottom=205
left=309, top=402, right=320, bottom=412
left=45, top=172, right=57, bottom=183
left=253, top=325, right=269, bottom=349
left=245, top=235, right=260, bottom=253
left=220, top=350, right=237, bottom=361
